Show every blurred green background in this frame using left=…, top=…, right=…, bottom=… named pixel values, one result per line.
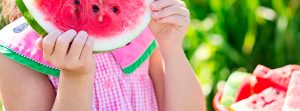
left=184, top=0, right=300, bottom=110
left=1, top=0, right=300, bottom=111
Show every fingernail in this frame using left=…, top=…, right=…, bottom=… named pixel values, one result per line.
left=68, top=29, right=78, bottom=35
left=52, top=29, right=61, bottom=34
left=69, top=29, right=77, bottom=33
left=57, top=30, right=63, bottom=34
left=79, top=30, right=88, bottom=35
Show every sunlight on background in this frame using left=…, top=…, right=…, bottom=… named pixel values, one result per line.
left=1, top=0, right=300, bottom=111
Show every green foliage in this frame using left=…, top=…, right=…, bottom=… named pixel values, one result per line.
left=184, top=0, right=300, bottom=110
left=0, top=0, right=8, bottom=29
left=1, top=0, right=300, bottom=110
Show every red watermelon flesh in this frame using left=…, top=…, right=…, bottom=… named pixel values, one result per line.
left=253, top=65, right=292, bottom=93
left=37, top=0, right=145, bottom=37
left=231, top=87, right=286, bottom=111
left=282, top=71, right=300, bottom=111
left=16, top=0, right=153, bottom=51
left=235, top=76, right=255, bottom=102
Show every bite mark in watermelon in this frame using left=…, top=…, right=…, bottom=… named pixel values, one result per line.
left=16, top=0, right=153, bottom=51
left=282, top=71, right=300, bottom=111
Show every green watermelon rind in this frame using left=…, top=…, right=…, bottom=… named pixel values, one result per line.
left=16, top=0, right=153, bottom=52
left=220, top=71, right=251, bottom=107
left=16, top=0, right=48, bottom=37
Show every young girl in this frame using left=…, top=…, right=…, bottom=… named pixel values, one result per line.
left=0, top=0, right=205, bottom=111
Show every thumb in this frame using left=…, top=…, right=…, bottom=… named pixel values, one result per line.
left=35, top=37, right=43, bottom=50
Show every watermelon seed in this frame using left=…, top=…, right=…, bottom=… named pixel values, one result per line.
left=92, top=5, right=100, bottom=13
left=252, top=100, right=257, bottom=104
left=74, top=0, right=80, bottom=5
left=112, top=6, right=119, bottom=13
left=75, top=8, right=80, bottom=19
left=275, top=90, right=280, bottom=95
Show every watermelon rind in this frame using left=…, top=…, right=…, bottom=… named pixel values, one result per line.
left=15, top=0, right=48, bottom=37
left=16, top=0, right=153, bottom=51
left=220, top=71, right=251, bottom=107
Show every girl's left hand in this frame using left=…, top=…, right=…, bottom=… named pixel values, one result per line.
left=149, top=0, right=190, bottom=49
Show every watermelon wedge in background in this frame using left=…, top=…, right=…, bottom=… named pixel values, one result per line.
left=282, top=71, right=300, bottom=111
left=231, top=87, right=286, bottom=111
left=214, top=65, right=300, bottom=111
left=253, top=65, right=300, bottom=93
left=16, top=0, right=153, bottom=51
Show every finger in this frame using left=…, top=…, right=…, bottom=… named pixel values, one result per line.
left=177, top=0, right=187, bottom=7
left=35, top=37, right=43, bottom=50
left=151, top=0, right=177, bottom=11
left=156, top=15, right=189, bottom=27
left=53, top=29, right=77, bottom=58
left=80, top=37, right=94, bottom=61
left=152, top=5, right=190, bottom=19
left=42, top=30, right=62, bottom=59
left=66, top=31, right=88, bottom=61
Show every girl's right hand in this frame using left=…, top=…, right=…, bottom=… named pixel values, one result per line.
left=36, top=29, right=96, bottom=75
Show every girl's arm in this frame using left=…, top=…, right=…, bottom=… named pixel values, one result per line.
left=52, top=72, right=94, bottom=111
left=1, top=29, right=95, bottom=111
left=37, top=30, right=95, bottom=111
left=0, top=55, right=56, bottom=111
left=149, top=0, right=206, bottom=110
left=150, top=49, right=206, bottom=111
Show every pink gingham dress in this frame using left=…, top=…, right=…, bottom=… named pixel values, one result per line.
left=49, top=53, right=158, bottom=111
left=0, top=17, right=159, bottom=111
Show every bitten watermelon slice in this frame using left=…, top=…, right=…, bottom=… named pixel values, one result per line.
left=253, top=65, right=292, bottom=93
left=16, top=0, right=153, bottom=51
left=231, top=87, right=286, bottom=111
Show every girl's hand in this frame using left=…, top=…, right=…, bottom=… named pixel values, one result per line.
left=36, top=30, right=95, bottom=75
left=149, top=0, right=190, bottom=49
